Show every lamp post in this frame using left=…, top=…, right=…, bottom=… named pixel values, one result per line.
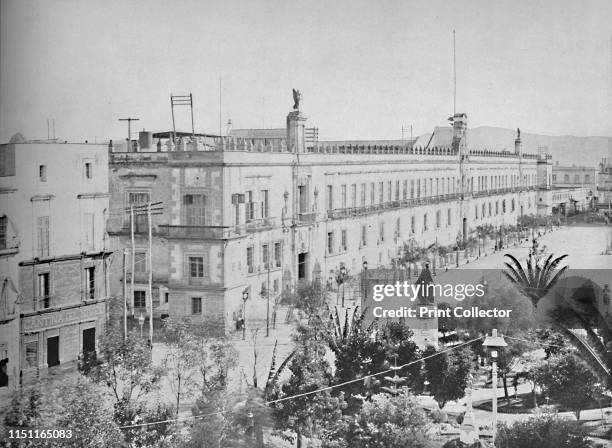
left=362, top=260, right=368, bottom=303
left=138, top=313, right=145, bottom=338
left=335, top=265, right=347, bottom=308
left=483, top=329, right=508, bottom=444
left=242, top=288, right=249, bottom=341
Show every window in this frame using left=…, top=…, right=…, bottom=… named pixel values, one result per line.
left=416, top=179, right=421, bottom=198
left=395, top=217, right=401, bottom=237
left=191, top=297, right=202, bottom=315
left=360, top=183, right=366, bottom=206
left=379, top=182, right=384, bottom=203
left=327, top=185, right=333, bottom=210
left=37, top=216, right=49, bottom=257
left=475, top=205, right=479, bottom=220
left=488, top=202, right=492, bottom=216
left=128, top=192, right=150, bottom=232
left=273, top=279, right=279, bottom=293
left=39, top=165, right=47, bottom=182
left=502, top=200, right=506, bottom=214
left=0, top=216, right=6, bottom=249
left=134, top=252, right=147, bottom=273
left=423, top=179, right=427, bottom=197
left=585, top=174, right=591, bottom=183
left=247, top=246, right=254, bottom=273
left=341, top=230, right=347, bottom=251
left=134, top=291, right=146, bottom=308
left=512, top=199, right=516, bottom=212
left=410, top=180, right=415, bottom=199
left=411, top=216, right=415, bottom=234
left=38, top=273, right=50, bottom=309
left=25, top=341, right=38, bottom=368
left=351, top=184, right=357, bottom=207
left=274, top=242, right=282, bottom=267
left=370, top=182, right=375, bottom=204
left=83, top=212, right=95, bottom=252
left=261, top=190, right=269, bottom=218
left=327, top=232, right=334, bottom=254
left=85, top=267, right=95, bottom=300
left=379, top=221, right=385, bottom=243
left=341, top=185, right=347, bottom=208
left=403, top=180, right=408, bottom=199
left=262, top=244, right=269, bottom=268
left=387, top=181, right=392, bottom=201
left=436, top=210, right=441, bottom=229
left=189, top=257, right=204, bottom=278
left=85, top=162, right=92, bottom=179
left=447, top=209, right=451, bottom=226
left=482, top=203, right=486, bottom=218
left=164, top=292, right=169, bottom=304
left=574, top=174, right=580, bottom=183
left=495, top=201, right=499, bottom=215
left=564, top=174, right=570, bottom=182
left=184, top=194, right=206, bottom=226
left=361, top=225, right=367, bottom=247
left=395, top=180, right=400, bottom=200
left=246, top=191, right=255, bottom=221
left=423, top=213, right=428, bottom=232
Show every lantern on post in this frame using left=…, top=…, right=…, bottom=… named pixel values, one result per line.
left=482, top=329, right=507, bottom=443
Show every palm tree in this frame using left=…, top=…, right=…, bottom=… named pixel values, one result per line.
left=503, top=253, right=569, bottom=308
left=503, top=253, right=612, bottom=385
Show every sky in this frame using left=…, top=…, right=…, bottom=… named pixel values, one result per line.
left=1, top=0, right=611, bottom=143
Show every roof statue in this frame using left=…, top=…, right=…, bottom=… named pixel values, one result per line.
left=292, top=88, right=301, bottom=111
left=517, top=128, right=521, bottom=139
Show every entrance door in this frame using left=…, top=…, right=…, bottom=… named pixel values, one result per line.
left=298, top=253, right=308, bottom=280
left=47, top=336, right=59, bottom=367
left=83, top=328, right=96, bottom=355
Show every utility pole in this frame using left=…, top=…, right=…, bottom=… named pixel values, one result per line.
left=119, top=118, right=139, bottom=152
left=130, top=205, right=135, bottom=319
left=453, top=29, right=457, bottom=115
left=148, top=202, right=153, bottom=347
left=123, top=249, right=128, bottom=340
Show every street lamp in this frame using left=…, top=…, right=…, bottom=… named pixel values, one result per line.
left=138, top=313, right=145, bottom=338
left=362, top=260, right=368, bottom=302
left=242, top=288, right=249, bottom=341
left=335, top=265, right=348, bottom=308
left=483, top=329, right=508, bottom=444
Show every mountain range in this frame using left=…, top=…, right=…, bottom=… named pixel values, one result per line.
left=465, top=126, right=612, bottom=167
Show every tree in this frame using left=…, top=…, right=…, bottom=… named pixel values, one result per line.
left=51, top=377, right=125, bottom=448
left=321, top=390, right=432, bottom=448
left=2, top=377, right=124, bottom=448
left=86, top=324, right=164, bottom=407
left=159, top=317, right=202, bottom=416
left=423, top=345, right=474, bottom=409
left=503, top=253, right=569, bottom=308
left=274, top=327, right=345, bottom=448
left=530, top=353, right=599, bottom=419
left=495, top=416, right=589, bottom=448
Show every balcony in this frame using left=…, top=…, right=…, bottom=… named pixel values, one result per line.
left=158, top=217, right=278, bottom=240
left=296, top=211, right=317, bottom=224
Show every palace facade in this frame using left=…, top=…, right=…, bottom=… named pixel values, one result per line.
left=107, top=106, right=550, bottom=331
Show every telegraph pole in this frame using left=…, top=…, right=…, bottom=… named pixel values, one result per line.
left=119, top=118, right=139, bottom=152
left=130, top=205, right=136, bottom=320
left=123, top=249, right=128, bottom=340
left=148, top=202, right=154, bottom=347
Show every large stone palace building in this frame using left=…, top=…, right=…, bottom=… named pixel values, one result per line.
left=107, top=104, right=551, bottom=331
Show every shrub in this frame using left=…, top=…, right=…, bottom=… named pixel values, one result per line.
left=495, top=415, right=589, bottom=448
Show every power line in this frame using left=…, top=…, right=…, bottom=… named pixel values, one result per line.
left=118, top=336, right=484, bottom=430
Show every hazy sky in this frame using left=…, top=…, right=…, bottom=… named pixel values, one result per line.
left=1, top=0, right=611, bottom=143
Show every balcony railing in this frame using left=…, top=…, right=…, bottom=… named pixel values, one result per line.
left=158, top=217, right=277, bottom=240
left=296, top=211, right=317, bottom=223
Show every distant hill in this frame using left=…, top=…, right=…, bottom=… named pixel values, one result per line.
left=466, top=126, right=612, bottom=167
